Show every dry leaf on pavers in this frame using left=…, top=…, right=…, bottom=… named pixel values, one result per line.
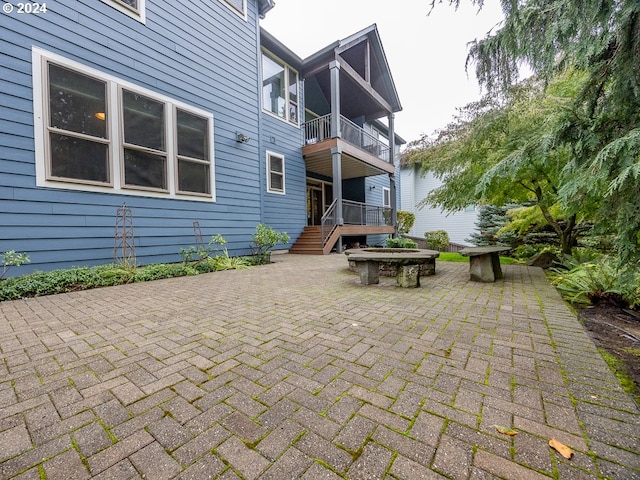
left=549, top=438, right=573, bottom=459
left=494, top=425, right=518, bottom=436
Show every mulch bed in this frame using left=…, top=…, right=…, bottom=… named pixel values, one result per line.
left=577, top=303, right=640, bottom=404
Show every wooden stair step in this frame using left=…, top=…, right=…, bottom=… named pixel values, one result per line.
left=290, top=225, right=325, bottom=255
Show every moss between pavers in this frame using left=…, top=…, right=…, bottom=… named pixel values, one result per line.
left=598, top=348, right=639, bottom=405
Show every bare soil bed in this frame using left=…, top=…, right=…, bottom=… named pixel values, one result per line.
left=577, top=303, right=640, bottom=404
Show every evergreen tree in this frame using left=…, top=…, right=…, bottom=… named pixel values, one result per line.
left=430, top=0, right=640, bottom=263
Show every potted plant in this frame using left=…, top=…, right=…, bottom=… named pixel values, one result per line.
left=250, top=223, right=290, bottom=264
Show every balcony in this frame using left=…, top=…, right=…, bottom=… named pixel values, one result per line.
left=302, top=115, right=395, bottom=179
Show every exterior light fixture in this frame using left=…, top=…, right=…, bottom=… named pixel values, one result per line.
left=236, top=132, right=250, bottom=144
left=95, top=112, right=106, bottom=121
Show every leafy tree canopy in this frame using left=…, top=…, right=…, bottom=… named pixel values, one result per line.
left=426, top=0, right=640, bottom=262
left=404, top=72, right=591, bottom=253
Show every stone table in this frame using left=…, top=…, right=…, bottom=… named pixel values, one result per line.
left=459, top=246, right=512, bottom=282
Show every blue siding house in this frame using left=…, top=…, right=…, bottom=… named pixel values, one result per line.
left=0, top=0, right=403, bottom=273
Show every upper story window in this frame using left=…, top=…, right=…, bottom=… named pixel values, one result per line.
left=33, top=48, right=214, bottom=201
left=220, top=0, right=247, bottom=19
left=266, top=151, right=285, bottom=194
left=262, top=51, right=299, bottom=126
left=101, top=0, right=146, bottom=23
left=383, top=187, right=391, bottom=208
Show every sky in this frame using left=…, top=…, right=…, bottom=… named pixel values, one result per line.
left=260, top=0, right=505, bottom=145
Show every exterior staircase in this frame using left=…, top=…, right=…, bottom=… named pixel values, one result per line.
left=290, top=222, right=395, bottom=255
left=289, top=226, right=325, bottom=255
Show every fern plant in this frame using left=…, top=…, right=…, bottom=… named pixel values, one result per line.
left=551, top=255, right=640, bottom=308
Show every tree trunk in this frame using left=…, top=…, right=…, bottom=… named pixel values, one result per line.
left=559, top=214, right=578, bottom=255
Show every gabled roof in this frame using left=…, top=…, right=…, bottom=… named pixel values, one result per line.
left=260, top=24, right=402, bottom=122
left=302, top=24, right=402, bottom=115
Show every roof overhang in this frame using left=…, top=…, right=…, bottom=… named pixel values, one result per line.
left=258, top=0, right=275, bottom=19
left=260, top=28, right=303, bottom=68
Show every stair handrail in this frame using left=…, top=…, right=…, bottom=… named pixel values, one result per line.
left=321, top=199, right=338, bottom=246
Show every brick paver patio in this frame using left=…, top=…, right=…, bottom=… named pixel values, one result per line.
left=0, top=254, right=638, bottom=479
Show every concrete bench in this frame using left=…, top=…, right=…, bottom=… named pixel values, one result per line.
left=346, top=248, right=439, bottom=287
left=459, top=246, right=511, bottom=282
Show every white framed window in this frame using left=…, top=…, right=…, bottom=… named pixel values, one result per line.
left=266, top=151, right=285, bottom=194
left=261, top=51, right=299, bottom=126
left=383, top=187, right=391, bottom=208
left=100, top=0, right=146, bottom=23
left=220, top=0, right=247, bottom=19
left=33, top=47, right=215, bottom=201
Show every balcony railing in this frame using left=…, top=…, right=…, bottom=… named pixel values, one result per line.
left=304, top=114, right=391, bottom=163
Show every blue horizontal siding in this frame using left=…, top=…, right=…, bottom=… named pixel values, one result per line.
left=0, top=0, right=298, bottom=274
left=260, top=112, right=307, bottom=245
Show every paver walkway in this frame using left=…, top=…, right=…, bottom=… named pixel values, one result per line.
left=0, top=254, right=638, bottom=479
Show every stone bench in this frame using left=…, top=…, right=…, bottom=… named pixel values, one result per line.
left=459, top=246, right=511, bottom=282
left=345, top=248, right=439, bottom=288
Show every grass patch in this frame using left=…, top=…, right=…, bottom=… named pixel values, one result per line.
left=437, top=252, right=468, bottom=262
left=437, top=252, right=517, bottom=264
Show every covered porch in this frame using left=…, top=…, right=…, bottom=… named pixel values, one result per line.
left=290, top=24, right=404, bottom=254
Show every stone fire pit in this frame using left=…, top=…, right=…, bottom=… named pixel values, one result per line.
left=344, top=248, right=440, bottom=287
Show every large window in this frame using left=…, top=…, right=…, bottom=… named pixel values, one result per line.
left=220, top=0, right=247, bottom=18
left=262, top=52, right=298, bottom=125
left=48, top=64, right=110, bottom=184
left=266, top=151, right=285, bottom=194
left=34, top=48, right=214, bottom=201
left=122, top=90, right=167, bottom=190
left=100, top=0, right=146, bottom=22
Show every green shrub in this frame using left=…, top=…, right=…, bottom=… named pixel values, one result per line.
left=211, top=252, right=250, bottom=271
left=396, top=210, right=416, bottom=235
left=250, top=224, right=290, bottom=256
left=424, top=230, right=450, bottom=251
left=1, top=250, right=30, bottom=279
left=0, top=252, right=254, bottom=301
left=551, top=256, right=640, bottom=308
left=133, top=263, right=197, bottom=282
left=0, top=265, right=119, bottom=300
left=180, top=234, right=227, bottom=263
left=240, top=255, right=269, bottom=266
left=385, top=237, right=418, bottom=249
left=512, top=244, right=560, bottom=261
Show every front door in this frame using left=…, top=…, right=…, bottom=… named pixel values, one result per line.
left=307, top=185, right=323, bottom=226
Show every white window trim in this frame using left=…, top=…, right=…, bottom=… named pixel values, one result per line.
left=261, top=50, right=300, bottom=127
left=382, top=186, right=391, bottom=208
left=266, top=151, right=285, bottom=195
left=219, top=0, right=247, bottom=20
left=100, top=0, right=146, bottom=23
left=32, top=47, right=215, bottom=202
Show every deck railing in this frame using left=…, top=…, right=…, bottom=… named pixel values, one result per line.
left=342, top=200, right=392, bottom=227
left=321, top=199, right=392, bottom=246
left=304, top=114, right=391, bottom=163
left=320, top=199, right=337, bottom=247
